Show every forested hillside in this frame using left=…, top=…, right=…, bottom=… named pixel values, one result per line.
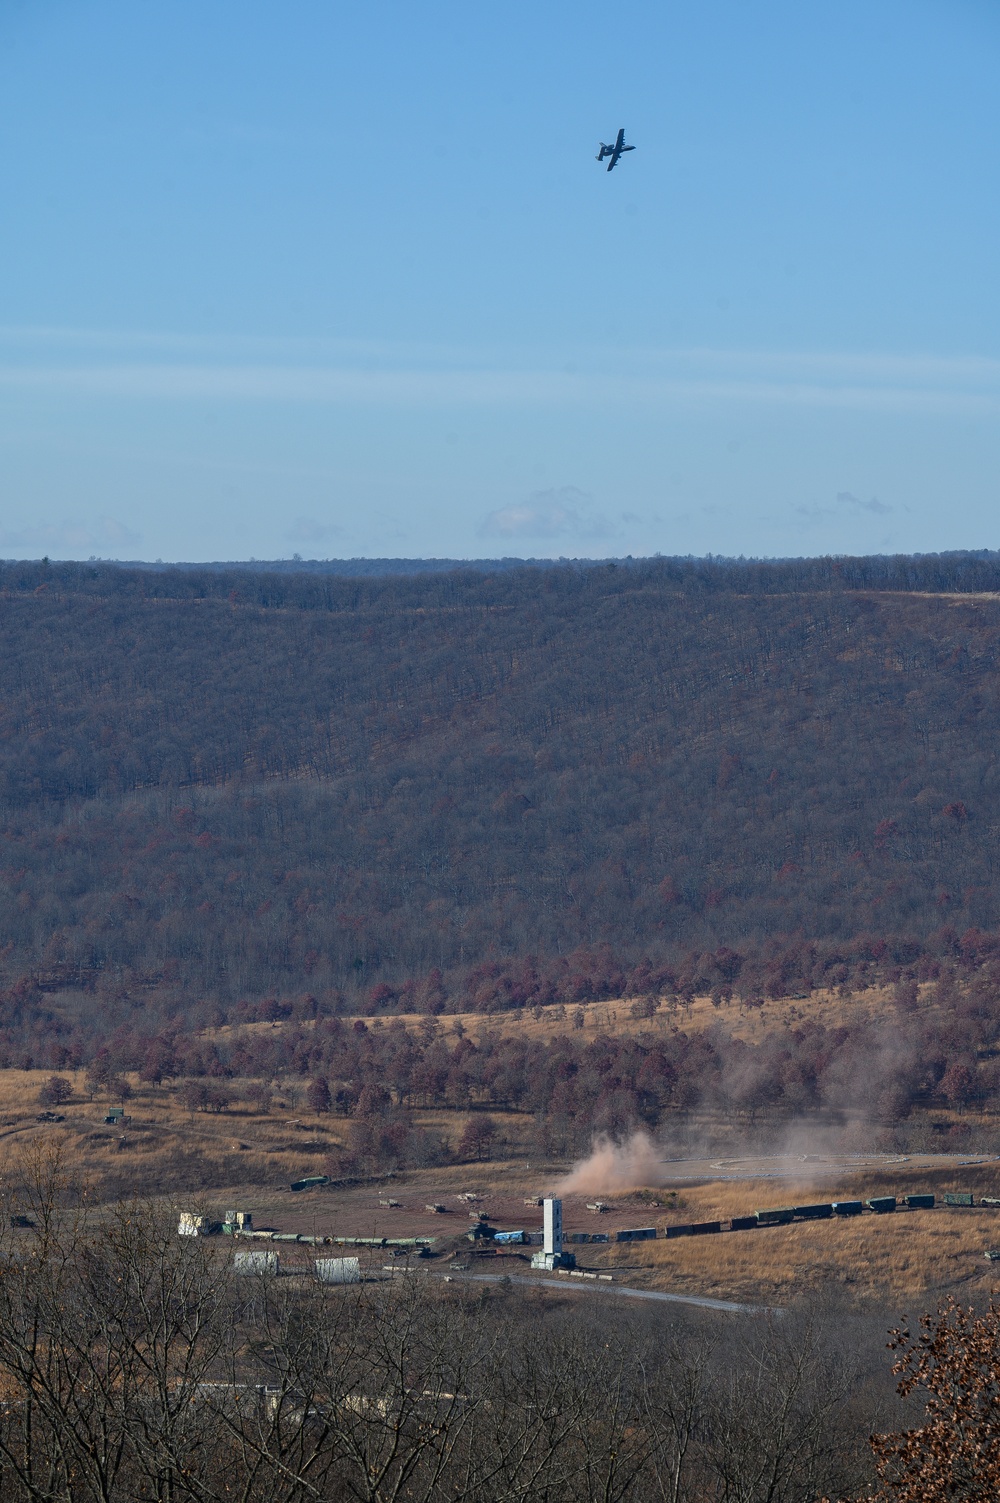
left=2, top=555, right=1000, bottom=1027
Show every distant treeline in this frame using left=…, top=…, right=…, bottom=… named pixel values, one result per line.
left=5, top=547, right=1000, bottom=602
left=124, top=555, right=570, bottom=578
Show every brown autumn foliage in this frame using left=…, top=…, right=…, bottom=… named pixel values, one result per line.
left=850, top=1298, right=1000, bottom=1502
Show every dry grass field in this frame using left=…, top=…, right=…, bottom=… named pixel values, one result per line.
left=623, top=1207, right=1000, bottom=1306
left=606, top=1171, right=1000, bottom=1305
left=203, top=972, right=977, bottom=1057
left=0, top=1069, right=345, bottom=1201
left=0, top=1069, right=545, bottom=1211
left=207, top=984, right=897, bottom=1049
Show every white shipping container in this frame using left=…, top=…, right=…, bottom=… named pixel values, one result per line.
left=315, top=1256, right=361, bottom=1284
left=233, top=1250, right=279, bottom=1276
left=178, top=1212, right=209, bottom=1237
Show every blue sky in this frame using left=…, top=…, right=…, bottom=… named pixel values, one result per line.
left=1, top=0, right=999, bottom=562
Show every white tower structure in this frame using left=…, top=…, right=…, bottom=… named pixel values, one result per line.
left=543, top=1197, right=563, bottom=1256
left=532, top=1196, right=574, bottom=1271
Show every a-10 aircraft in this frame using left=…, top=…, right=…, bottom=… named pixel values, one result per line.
left=596, top=127, right=635, bottom=172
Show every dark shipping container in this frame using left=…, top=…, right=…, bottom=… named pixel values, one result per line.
left=616, top=1226, right=657, bottom=1242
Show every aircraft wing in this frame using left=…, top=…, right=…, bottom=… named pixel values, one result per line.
left=606, top=128, right=629, bottom=170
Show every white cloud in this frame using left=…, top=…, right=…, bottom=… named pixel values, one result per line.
left=478, top=487, right=617, bottom=540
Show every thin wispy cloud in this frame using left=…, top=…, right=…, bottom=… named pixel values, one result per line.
left=837, top=490, right=892, bottom=515
left=3, top=361, right=999, bottom=416
left=0, top=516, right=141, bottom=554
left=285, top=516, right=345, bottom=544
left=0, top=331, right=998, bottom=416
left=795, top=491, right=894, bottom=525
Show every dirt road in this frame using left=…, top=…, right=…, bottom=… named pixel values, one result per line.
left=446, top=1270, right=779, bottom=1316
left=659, top=1151, right=999, bottom=1183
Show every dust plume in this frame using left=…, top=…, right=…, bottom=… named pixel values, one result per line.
left=556, top=1131, right=667, bottom=1195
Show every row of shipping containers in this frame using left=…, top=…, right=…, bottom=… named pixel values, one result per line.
left=475, top=1193, right=968, bottom=1250
left=610, top=1191, right=1000, bottom=1245
left=671, top=1194, right=935, bottom=1239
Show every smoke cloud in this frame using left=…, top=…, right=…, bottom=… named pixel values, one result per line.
left=554, top=1120, right=953, bottom=1199
left=556, top=1131, right=666, bottom=1195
